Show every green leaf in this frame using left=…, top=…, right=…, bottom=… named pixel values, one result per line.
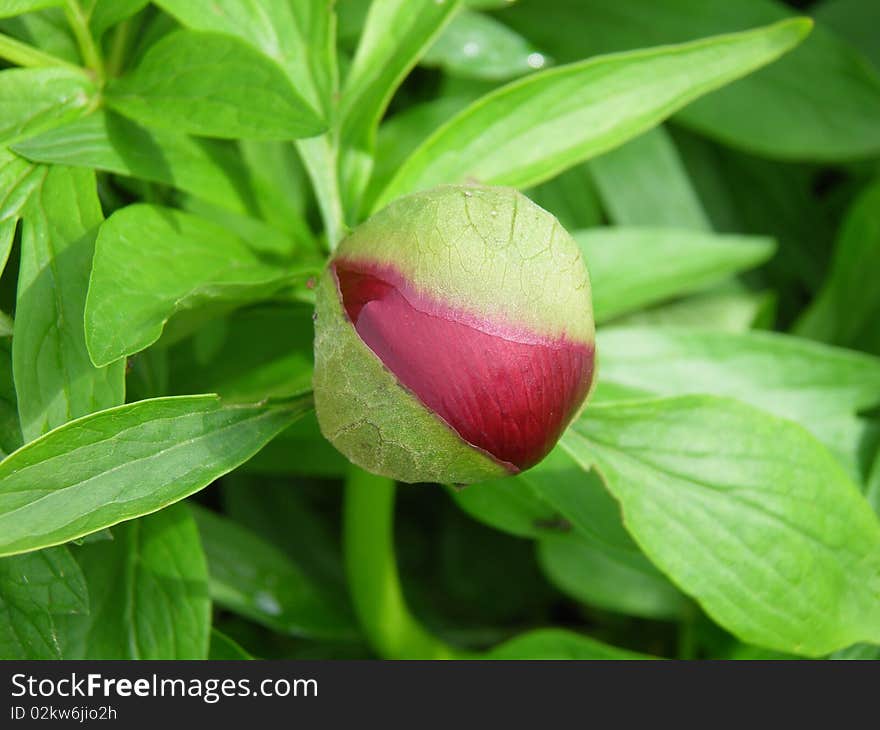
left=59, top=504, right=211, bottom=659
left=0, top=1, right=62, bottom=20
left=341, top=0, right=460, bottom=148
left=0, top=546, right=87, bottom=659
left=375, top=18, right=811, bottom=207
left=579, top=227, right=774, bottom=323
left=503, top=0, right=880, bottom=161
left=457, top=446, right=689, bottom=620
left=152, top=0, right=334, bottom=119
left=167, top=304, right=314, bottom=404
left=597, top=327, right=880, bottom=477
left=192, top=505, right=356, bottom=640
left=209, top=628, right=253, bottom=660
left=0, top=393, right=309, bottom=557
left=0, top=339, right=22, bottom=458
left=0, top=217, right=14, bottom=279
left=84, top=0, right=148, bottom=39
left=608, top=287, right=774, bottom=334
left=422, top=9, right=547, bottom=80
left=85, top=204, right=316, bottom=368
left=538, top=534, right=689, bottom=621
left=13, top=111, right=263, bottom=215
left=240, top=413, right=349, bottom=478
left=815, top=0, right=880, bottom=71
left=796, top=182, right=880, bottom=355
left=0, top=67, right=96, bottom=147
left=12, top=166, right=125, bottom=443
left=589, top=126, right=710, bottom=229
left=106, top=30, right=324, bottom=140
left=562, top=396, right=880, bottom=655
left=525, top=163, right=604, bottom=233
left=0, top=147, right=43, bottom=221
left=488, top=629, right=650, bottom=659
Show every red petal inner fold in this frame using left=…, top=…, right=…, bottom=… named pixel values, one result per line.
left=334, top=261, right=594, bottom=472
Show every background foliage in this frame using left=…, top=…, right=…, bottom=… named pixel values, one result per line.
left=0, top=0, right=878, bottom=660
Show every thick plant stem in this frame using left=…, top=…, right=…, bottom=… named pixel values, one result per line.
left=0, top=32, right=79, bottom=69
left=343, top=466, right=463, bottom=659
left=64, top=0, right=105, bottom=81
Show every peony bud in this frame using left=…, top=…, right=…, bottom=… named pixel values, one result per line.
left=313, top=185, right=595, bottom=484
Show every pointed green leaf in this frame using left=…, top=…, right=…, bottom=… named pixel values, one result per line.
left=488, top=629, right=650, bottom=659
left=12, top=166, right=125, bottom=443
left=376, top=18, right=811, bottom=207
left=0, top=67, right=96, bottom=147
left=0, top=394, right=310, bottom=557
left=85, top=204, right=317, bottom=367
left=579, top=228, right=774, bottom=322
left=106, top=30, right=324, bottom=140
left=597, top=327, right=880, bottom=477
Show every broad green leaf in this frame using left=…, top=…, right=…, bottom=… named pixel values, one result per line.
left=59, top=504, right=211, bottom=659
left=0, top=339, right=21, bottom=458
left=0, top=393, right=309, bottom=557
left=0, top=67, right=96, bottom=147
left=538, top=535, right=689, bottom=620
left=167, top=304, right=314, bottom=404
left=597, top=327, right=880, bottom=477
left=13, top=112, right=263, bottom=215
left=0, top=1, right=61, bottom=19
left=192, top=505, right=356, bottom=640
left=209, top=629, right=253, bottom=660
left=578, top=228, right=774, bottom=322
left=341, top=0, right=460, bottom=148
left=563, top=396, right=880, bottom=655
left=376, top=18, right=811, bottom=207
left=238, top=139, right=312, bottom=240
left=487, top=629, right=649, bottom=659
left=815, top=0, right=880, bottom=71
left=84, top=0, right=148, bottom=38
left=831, top=643, right=880, bottom=660
left=13, top=166, right=124, bottom=443
left=0, top=147, right=42, bottom=221
left=0, top=7, right=80, bottom=64
left=526, top=163, right=604, bottom=233
left=589, top=126, right=710, bottom=229
left=0, top=546, right=86, bottom=659
left=0, top=218, right=13, bottom=278
left=152, top=0, right=334, bottom=118
left=106, top=30, right=324, bottom=140
left=422, top=9, right=547, bottom=80
left=868, top=452, right=880, bottom=518
left=85, top=204, right=316, bottom=367
left=796, top=182, right=880, bottom=355
left=503, top=0, right=880, bottom=161
left=607, top=287, right=774, bottom=333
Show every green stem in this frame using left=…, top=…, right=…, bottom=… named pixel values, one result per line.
left=297, top=135, right=347, bottom=251
left=0, top=32, right=79, bottom=69
left=106, top=18, right=133, bottom=78
left=64, top=0, right=105, bottom=81
left=343, top=466, right=465, bottom=659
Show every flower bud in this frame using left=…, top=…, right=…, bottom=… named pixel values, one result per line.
left=313, top=185, right=595, bottom=484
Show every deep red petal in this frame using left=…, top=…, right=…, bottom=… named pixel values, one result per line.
left=333, top=260, right=594, bottom=472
